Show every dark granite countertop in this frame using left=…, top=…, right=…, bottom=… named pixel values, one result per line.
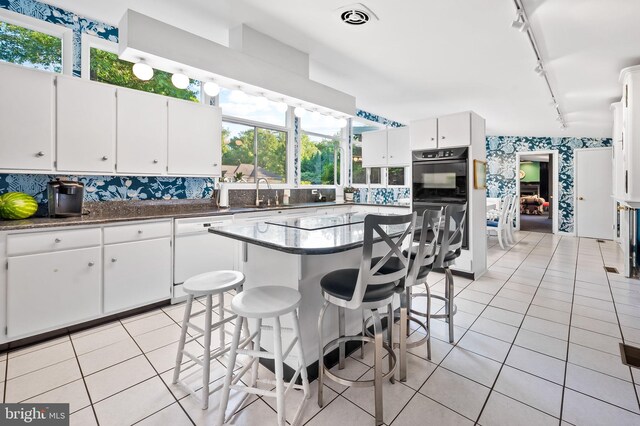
left=0, top=200, right=409, bottom=232
left=209, top=212, right=412, bottom=255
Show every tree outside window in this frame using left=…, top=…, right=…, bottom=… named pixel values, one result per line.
left=221, top=121, right=287, bottom=184
left=0, top=21, right=62, bottom=72
left=89, top=48, right=200, bottom=101
left=300, top=133, right=340, bottom=185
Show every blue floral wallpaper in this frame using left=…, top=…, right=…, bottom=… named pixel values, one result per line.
left=355, top=110, right=404, bottom=128
left=0, top=0, right=118, bottom=76
left=353, top=187, right=410, bottom=205
left=486, top=136, right=612, bottom=233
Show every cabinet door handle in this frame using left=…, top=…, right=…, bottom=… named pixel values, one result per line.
left=54, top=238, right=61, bottom=243
left=153, top=159, right=159, bottom=164
left=36, top=151, right=45, bottom=157
left=111, top=257, right=118, bottom=262
left=102, top=156, right=109, bottom=161
left=88, top=261, right=95, bottom=267
left=441, top=136, right=446, bottom=139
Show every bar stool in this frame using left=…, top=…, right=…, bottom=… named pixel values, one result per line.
left=172, top=270, right=250, bottom=409
left=416, top=203, right=468, bottom=343
left=217, top=286, right=310, bottom=426
left=317, top=212, right=416, bottom=426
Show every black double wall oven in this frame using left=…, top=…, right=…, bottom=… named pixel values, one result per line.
left=412, top=148, right=469, bottom=249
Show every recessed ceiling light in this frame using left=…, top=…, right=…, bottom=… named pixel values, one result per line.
left=336, top=3, right=378, bottom=26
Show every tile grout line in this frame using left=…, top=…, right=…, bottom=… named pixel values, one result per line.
left=596, top=241, right=640, bottom=412
left=473, top=233, right=565, bottom=425
left=557, top=236, right=581, bottom=425
left=116, top=316, right=196, bottom=426
left=67, top=331, right=101, bottom=426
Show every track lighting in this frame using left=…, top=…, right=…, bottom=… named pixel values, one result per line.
left=534, top=62, right=545, bottom=76
left=511, top=11, right=529, bottom=32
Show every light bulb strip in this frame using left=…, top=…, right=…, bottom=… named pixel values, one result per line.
left=512, top=0, right=565, bottom=128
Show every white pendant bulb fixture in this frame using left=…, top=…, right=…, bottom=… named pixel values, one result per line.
left=132, top=61, right=153, bottom=81
left=275, top=99, right=288, bottom=113
left=294, top=106, right=306, bottom=118
left=337, top=117, right=348, bottom=128
left=171, top=72, right=189, bottom=89
left=203, top=81, right=220, bottom=97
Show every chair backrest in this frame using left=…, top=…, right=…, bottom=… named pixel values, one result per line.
left=434, top=203, right=468, bottom=268
left=350, top=212, right=416, bottom=309
left=499, top=195, right=513, bottom=226
left=407, top=208, right=443, bottom=287
left=507, top=193, right=518, bottom=225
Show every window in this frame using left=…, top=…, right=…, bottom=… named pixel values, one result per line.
left=300, top=134, right=341, bottom=185
left=221, top=121, right=287, bottom=184
left=89, top=48, right=201, bottom=101
left=352, top=120, right=382, bottom=185
left=219, top=88, right=287, bottom=127
left=388, top=167, right=406, bottom=186
left=0, top=21, right=62, bottom=72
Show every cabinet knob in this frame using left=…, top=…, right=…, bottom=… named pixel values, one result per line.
left=382, top=155, right=385, bottom=158
left=431, top=137, right=435, bottom=141
left=88, top=261, right=95, bottom=267
left=441, top=136, right=446, bottom=139
left=138, top=230, right=143, bottom=234
left=54, top=238, right=61, bottom=243
left=153, top=159, right=159, bottom=164
left=213, top=163, right=218, bottom=167
left=111, top=257, right=118, bottom=262
left=36, top=151, right=45, bottom=157
left=102, top=156, right=109, bottom=161
left=578, top=196, right=584, bottom=200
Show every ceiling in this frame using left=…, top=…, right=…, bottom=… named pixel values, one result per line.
left=41, top=0, right=640, bottom=137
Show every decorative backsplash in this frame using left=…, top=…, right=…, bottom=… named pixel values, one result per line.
left=353, top=187, right=410, bottom=205
left=0, top=174, right=216, bottom=204
left=486, top=136, right=612, bottom=233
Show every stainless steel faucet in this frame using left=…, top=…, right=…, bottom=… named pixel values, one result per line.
left=255, top=177, right=272, bottom=206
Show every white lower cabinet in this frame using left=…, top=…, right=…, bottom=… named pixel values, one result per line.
left=7, top=247, right=101, bottom=337
left=103, top=238, right=172, bottom=314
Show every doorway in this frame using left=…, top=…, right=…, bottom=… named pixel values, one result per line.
left=575, top=147, right=614, bottom=239
left=516, top=150, right=559, bottom=234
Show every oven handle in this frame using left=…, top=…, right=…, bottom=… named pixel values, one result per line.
left=412, top=159, right=467, bottom=165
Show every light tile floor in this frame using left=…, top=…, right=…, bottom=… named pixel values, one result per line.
left=2, top=231, right=640, bottom=425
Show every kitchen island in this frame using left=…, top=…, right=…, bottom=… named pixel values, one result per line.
left=210, top=212, right=409, bottom=378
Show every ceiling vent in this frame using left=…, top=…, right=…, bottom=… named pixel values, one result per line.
left=336, top=3, right=379, bottom=26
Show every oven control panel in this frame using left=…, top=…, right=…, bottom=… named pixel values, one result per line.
left=415, top=148, right=467, bottom=160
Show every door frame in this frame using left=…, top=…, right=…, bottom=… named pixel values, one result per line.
left=515, top=150, right=559, bottom=234
left=574, top=147, right=614, bottom=239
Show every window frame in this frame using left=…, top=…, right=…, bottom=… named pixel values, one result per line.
left=221, top=115, right=293, bottom=188
left=80, top=33, right=118, bottom=80
left=351, top=117, right=384, bottom=188
left=300, top=128, right=347, bottom=189
left=0, top=8, right=72, bottom=75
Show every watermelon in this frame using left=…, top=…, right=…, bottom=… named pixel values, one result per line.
left=0, top=192, right=38, bottom=220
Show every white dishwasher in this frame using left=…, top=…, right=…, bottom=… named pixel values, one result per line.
left=173, top=215, right=236, bottom=302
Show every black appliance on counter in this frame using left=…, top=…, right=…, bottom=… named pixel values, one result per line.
left=47, top=180, right=84, bottom=217
left=412, top=148, right=469, bottom=249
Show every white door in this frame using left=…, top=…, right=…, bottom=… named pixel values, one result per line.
left=409, top=118, right=438, bottom=150
left=104, top=238, right=172, bottom=313
left=386, top=126, right=411, bottom=166
left=168, top=99, right=222, bottom=176
left=116, top=88, right=168, bottom=175
left=57, top=76, right=116, bottom=173
left=575, top=148, right=614, bottom=239
left=7, top=247, right=101, bottom=337
left=362, top=129, right=388, bottom=167
left=0, top=63, right=55, bottom=171
left=438, top=112, right=471, bottom=148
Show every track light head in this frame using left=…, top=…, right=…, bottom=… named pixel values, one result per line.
left=534, top=63, right=545, bottom=76
left=511, top=12, right=529, bottom=32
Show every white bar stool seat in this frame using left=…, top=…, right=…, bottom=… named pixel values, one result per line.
left=217, top=286, right=310, bottom=426
left=172, top=270, right=251, bottom=410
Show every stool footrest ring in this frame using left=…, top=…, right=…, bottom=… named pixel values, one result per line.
left=321, top=335, right=396, bottom=388
left=410, top=293, right=457, bottom=319
left=362, top=314, right=430, bottom=350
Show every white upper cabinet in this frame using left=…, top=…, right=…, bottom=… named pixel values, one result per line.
left=116, top=88, right=168, bottom=175
left=361, top=129, right=389, bottom=167
left=57, top=76, right=116, bottom=173
left=362, top=127, right=411, bottom=167
left=410, top=117, right=438, bottom=150
left=168, top=99, right=222, bottom=176
left=0, top=62, right=55, bottom=171
left=438, top=112, right=472, bottom=148
left=386, top=127, right=411, bottom=165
